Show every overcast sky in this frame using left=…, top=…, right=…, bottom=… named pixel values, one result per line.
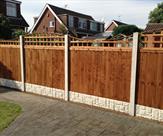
left=21, top=0, right=162, bottom=29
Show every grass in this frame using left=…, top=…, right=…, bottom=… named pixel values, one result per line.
left=0, top=101, right=22, bottom=132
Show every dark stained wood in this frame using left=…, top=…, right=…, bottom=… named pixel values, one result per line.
left=136, top=49, right=163, bottom=109
left=70, top=47, right=132, bottom=102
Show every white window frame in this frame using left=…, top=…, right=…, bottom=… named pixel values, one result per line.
left=49, top=20, right=55, bottom=27
left=6, top=2, right=17, bottom=17
left=69, top=15, right=74, bottom=27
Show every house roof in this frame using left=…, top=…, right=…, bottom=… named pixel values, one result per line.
left=48, top=4, right=94, bottom=20
left=30, top=4, right=96, bottom=33
left=30, top=4, right=68, bottom=33
left=7, top=16, right=29, bottom=27
left=5, top=0, right=21, bottom=4
left=143, top=23, right=163, bottom=33
left=105, top=20, right=128, bottom=31
left=113, top=20, right=127, bottom=26
left=83, top=31, right=112, bottom=40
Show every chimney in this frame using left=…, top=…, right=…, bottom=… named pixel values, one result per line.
left=33, top=16, right=38, bottom=24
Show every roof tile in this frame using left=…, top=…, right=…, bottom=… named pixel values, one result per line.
left=48, top=4, right=94, bottom=20
left=143, top=23, right=163, bottom=33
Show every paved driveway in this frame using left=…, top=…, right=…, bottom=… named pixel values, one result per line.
left=0, top=87, right=163, bottom=136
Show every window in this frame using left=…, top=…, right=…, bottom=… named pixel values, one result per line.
left=6, top=2, right=17, bottom=17
left=100, top=24, right=104, bottom=32
left=78, top=18, right=87, bottom=29
left=49, top=20, right=55, bottom=27
left=90, top=22, right=97, bottom=31
left=69, top=16, right=74, bottom=27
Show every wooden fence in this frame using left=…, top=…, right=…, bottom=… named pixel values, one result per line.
left=25, top=46, right=65, bottom=89
left=0, top=33, right=163, bottom=118
left=136, top=48, right=163, bottom=109
left=0, top=45, right=21, bottom=81
left=141, top=33, right=163, bottom=47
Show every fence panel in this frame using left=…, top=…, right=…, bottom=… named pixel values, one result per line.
left=25, top=46, right=65, bottom=89
left=0, top=45, right=21, bottom=81
left=141, top=33, right=163, bottom=47
left=136, top=48, right=163, bottom=109
left=70, top=47, right=132, bottom=102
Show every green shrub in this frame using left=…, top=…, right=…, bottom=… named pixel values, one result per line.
left=12, top=29, right=26, bottom=39
left=113, top=25, right=142, bottom=36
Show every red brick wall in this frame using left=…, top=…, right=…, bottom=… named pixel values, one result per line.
left=34, top=8, right=67, bottom=34
left=56, top=15, right=67, bottom=32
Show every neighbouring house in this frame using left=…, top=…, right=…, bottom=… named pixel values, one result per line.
left=143, top=23, right=163, bottom=47
left=83, top=20, right=128, bottom=40
left=105, top=20, right=127, bottom=32
left=143, top=23, right=163, bottom=34
left=0, top=0, right=29, bottom=31
left=30, top=4, right=105, bottom=37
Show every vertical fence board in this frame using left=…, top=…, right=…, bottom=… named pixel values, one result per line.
left=52, top=49, right=65, bottom=89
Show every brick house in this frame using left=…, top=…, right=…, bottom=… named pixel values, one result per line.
left=83, top=20, right=128, bottom=40
left=30, top=4, right=105, bottom=37
left=105, top=20, right=127, bottom=32
left=143, top=23, right=163, bottom=34
left=0, top=0, right=29, bottom=31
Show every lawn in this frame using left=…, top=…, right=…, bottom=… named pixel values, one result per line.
left=0, top=101, right=22, bottom=132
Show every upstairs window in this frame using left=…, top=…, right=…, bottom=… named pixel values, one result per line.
left=100, top=24, right=104, bottom=32
left=6, top=2, right=17, bottom=17
left=90, top=22, right=97, bottom=31
left=78, top=18, right=87, bottom=29
left=69, top=15, right=74, bottom=27
left=49, top=20, right=55, bottom=27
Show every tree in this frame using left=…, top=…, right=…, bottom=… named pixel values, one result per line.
left=12, top=29, right=26, bottom=38
left=149, top=2, right=163, bottom=23
left=113, top=25, right=142, bottom=36
left=0, top=16, right=12, bottom=39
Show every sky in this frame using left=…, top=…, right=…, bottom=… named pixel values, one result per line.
left=20, top=0, right=162, bottom=29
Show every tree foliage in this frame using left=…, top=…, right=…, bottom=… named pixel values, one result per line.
left=113, top=25, right=142, bottom=36
left=0, top=16, right=12, bottom=39
left=12, top=29, right=26, bottom=38
left=149, top=2, right=163, bottom=23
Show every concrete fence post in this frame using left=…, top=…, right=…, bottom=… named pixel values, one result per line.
left=129, top=32, right=139, bottom=116
left=64, top=34, right=69, bottom=101
left=19, top=35, right=25, bottom=92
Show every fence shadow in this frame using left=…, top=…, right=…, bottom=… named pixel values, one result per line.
left=0, top=62, right=19, bottom=93
left=135, top=48, right=141, bottom=105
